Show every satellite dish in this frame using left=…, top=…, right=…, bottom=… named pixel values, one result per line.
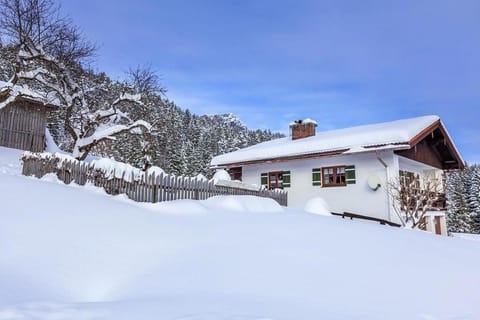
left=367, top=175, right=381, bottom=191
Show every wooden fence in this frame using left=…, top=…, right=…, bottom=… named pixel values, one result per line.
left=21, top=154, right=288, bottom=206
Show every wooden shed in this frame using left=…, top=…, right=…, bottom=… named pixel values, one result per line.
left=0, top=83, right=57, bottom=152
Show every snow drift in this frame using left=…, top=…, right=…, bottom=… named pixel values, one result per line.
left=0, top=147, right=480, bottom=320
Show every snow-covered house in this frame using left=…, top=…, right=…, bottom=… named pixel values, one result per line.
left=0, top=82, right=56, bottom=152
left=210, top=115, right=464, bottom=235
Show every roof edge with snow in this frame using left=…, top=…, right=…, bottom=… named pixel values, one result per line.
left=0, top=81, right=59, bottom=110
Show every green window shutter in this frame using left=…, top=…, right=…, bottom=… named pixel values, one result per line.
left=345, top=165, right=356, bottom=184
left=261, top=173, right=268, bottom=187
left=312, top=168, right=322, bottom=186
left=282, top=171, right=291, bottom=188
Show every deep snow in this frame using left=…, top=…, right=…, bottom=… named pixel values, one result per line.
left=0, top=147, right=479, bottom=320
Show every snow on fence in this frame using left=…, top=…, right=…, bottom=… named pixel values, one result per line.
left=21, top=152, right=288, bottom=206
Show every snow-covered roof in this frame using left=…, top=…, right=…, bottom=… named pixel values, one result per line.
left=211, top=115, right=447, bottom=167
left=0, top=81, right=58, bottom=110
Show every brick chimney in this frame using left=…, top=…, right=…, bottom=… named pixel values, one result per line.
left=290, top=119, right=317, bottom=140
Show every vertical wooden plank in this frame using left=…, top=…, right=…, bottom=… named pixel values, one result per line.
left=157, top=172, right=164, bottom=202
left=130, top=171, right=135, bottom=201
left=171, top=176, right=176, bottom=200
left=143, top=172, right=148, bottom=202
left=187, top=178, right=192, bottom=200
left=180, top=176, right=185, bottom=199
left=155, top=174, right=160, bottom=203
left=6, top=107, right=13, bottom=148
left=151, top=172, right=156, bottom=203
left=164, top=175, right=169, bottom=201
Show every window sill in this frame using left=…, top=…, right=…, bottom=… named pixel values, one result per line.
left=322, top=184, right=347, bottom=188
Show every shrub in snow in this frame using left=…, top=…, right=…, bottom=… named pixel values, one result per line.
left=304, top=197, right=332, bottom=216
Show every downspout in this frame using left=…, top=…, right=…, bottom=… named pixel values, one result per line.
left=376, top=151, right=406, bottom=226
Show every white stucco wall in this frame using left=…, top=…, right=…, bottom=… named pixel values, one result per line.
left=241, top=151, right=398, bottom=221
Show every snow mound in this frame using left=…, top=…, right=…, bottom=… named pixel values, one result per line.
left=142, top=199, right=209, bottom=215
left=204, top=195, right=283, bottom=213
left=212, top=169, right=231, bottom=184
left=40, top=172, right=60, bottom=183
left=0, top=147, right=23, bottom=175
left=304, top=197, right=332, bottom=216
left=91, top=157, right=140, bottom=180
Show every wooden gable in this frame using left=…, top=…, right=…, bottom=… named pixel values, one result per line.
left=394, top=120, right=464, bottom=170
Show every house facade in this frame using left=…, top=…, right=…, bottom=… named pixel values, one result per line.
left=210, top=116, right=464, bottom=235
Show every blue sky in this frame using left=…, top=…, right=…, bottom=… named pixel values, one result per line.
left=62, top=0, right=480, bottom=163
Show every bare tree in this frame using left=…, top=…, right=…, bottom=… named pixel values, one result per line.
left=389, top=172, right=445, bottom=229
left=0, top=0, right=95, bottom=63
left=126, top=64, right=167, bottom=96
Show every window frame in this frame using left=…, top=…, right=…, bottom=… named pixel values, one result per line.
left=322, top=165, right=347, bottom=187
left=268, top=171, right=284, bottom=190
left=228, top=167, right=242, bottom=181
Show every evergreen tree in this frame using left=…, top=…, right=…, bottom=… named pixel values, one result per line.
left=446, top=164, right=480, bottom=234
left=469, top=166, right=480, bottom=233
left=446, top=170, right=472, bottom=233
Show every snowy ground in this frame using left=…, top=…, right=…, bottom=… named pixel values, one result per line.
left=451, top=233, right=480, bottom=242
left=1, top=147, right=480, bottom=320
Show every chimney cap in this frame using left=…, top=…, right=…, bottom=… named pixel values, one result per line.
left=289, top=118, right=318, bottom=127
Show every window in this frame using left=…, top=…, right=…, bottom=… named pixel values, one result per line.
left=228, top=167, right=242, bottom=181
left=260, top=171, right=291, bottom=189
left=322, top=166, right=346, bottom=187
left=269, top=171, right=283, bottom=189
left=313, top=165, right=355, bottom=187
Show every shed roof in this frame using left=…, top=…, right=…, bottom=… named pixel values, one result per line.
left=211, top=115, right=464, bottom=169
left=0, top=81, right=58, bottom=110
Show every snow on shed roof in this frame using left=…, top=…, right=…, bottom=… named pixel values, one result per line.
left=211, top=115, right=442, bottom=167
left=0, top=81, right=58, bottom=110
